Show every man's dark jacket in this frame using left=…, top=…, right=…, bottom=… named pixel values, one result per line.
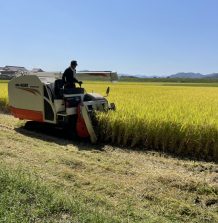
left=62, top=67, right=79, bottom=87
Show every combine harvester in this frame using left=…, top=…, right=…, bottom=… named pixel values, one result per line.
left=8, top=71, right=118, bottom=142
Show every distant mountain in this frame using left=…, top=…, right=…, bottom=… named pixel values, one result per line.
left=168, top=72, right=204, bottom=78
left=119, top=74, right=139, bottom=78
left=169, top=72, right=218, bottom=79
left=119, top=74, right=158, bottom=78
left=117, top=72, right=218, bottom=79
left=134, top=74, right=159, bottom=78
left=205, top=73, right=218, bottom=78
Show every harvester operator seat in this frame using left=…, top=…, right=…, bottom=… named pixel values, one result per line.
left=54, top=79, right=64, bottom=99
left=63, top=87, right=85, bottom=94
left=54, top=79, right=85, bottom=99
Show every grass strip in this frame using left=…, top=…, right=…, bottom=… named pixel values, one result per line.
left=0, top=164, right=119, bottom=223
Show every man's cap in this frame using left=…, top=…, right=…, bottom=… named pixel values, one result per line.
left=71, top=60, right=78, bottom=66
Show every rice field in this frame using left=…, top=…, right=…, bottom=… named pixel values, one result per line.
left=87, top=82, right=218, bottom=161
left=0, top=81, right=8, bottom=113
left=1, top=81, right=218, bottom=161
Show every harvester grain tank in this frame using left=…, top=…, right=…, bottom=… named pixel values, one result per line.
left=8, top=71, right=118, bottom=142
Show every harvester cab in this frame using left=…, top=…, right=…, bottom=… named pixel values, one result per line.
left=8, top=71, right=118, bottom=142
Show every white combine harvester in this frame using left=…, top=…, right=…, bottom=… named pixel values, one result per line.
left=8, top=71, right=118, bottom=142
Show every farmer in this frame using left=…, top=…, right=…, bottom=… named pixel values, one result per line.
left=62, top=60, right=83, bottom=88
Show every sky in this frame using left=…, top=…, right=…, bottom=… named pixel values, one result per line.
left=0, top=0, right=218, bottom=76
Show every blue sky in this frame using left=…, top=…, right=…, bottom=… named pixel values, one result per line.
left=0, top=0, right=218, bottom=75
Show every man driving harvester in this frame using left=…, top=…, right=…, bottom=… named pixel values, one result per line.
left=62, top=60, right=83, bottom=88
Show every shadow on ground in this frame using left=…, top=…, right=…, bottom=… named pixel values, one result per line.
left=15, top=121, right=105, bottom=151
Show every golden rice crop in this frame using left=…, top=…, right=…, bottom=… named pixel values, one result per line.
left=0, top=82, right=9, bottom=112
left=0, top=81, right=218, bottom=160
left=85, top=82, right=218, bottom=161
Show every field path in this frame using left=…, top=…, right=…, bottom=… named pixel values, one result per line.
left=0, top=113, right=217, bottom=222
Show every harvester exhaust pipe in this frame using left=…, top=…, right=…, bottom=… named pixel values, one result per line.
left=105, top=87, right=110, bottom=97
